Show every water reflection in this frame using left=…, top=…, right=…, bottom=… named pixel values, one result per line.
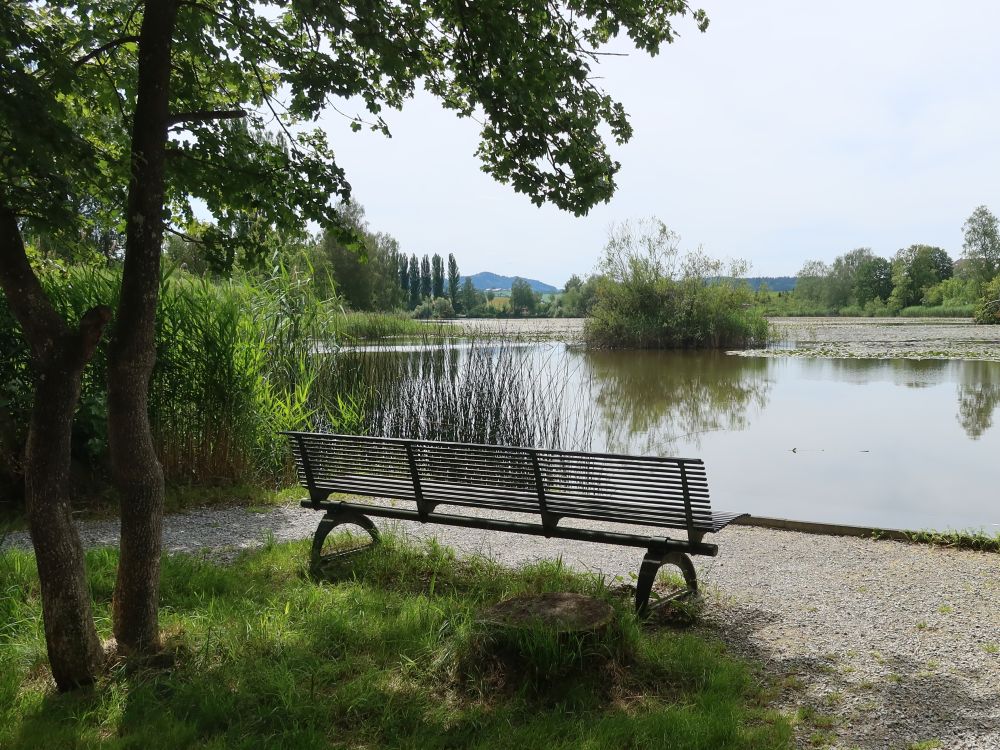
left=577, top=350, right=771, bottom=455
left=320, top=343, right=1000, bottom=529
left=956, top=361, right=1000, bottom=439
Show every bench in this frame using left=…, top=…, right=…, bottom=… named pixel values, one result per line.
left=285, top=432, right=747, bottom=614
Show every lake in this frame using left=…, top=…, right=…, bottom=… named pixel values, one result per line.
left=334, top=322, right=1000, bottom=533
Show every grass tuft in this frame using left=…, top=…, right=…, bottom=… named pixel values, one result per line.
left=904, top=528, right=1000, bottom=553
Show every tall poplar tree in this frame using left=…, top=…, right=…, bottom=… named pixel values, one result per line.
left=420, top=254, right=432, bottom=300
left=408, top=254, right=421, bottom=309
left=447, top=254, right=461, bottom=306
left=431, top=253, right=445, bottom=298
left=398, top=253, right=410, bottom=299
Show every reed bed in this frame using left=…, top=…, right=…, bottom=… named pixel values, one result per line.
left=330, top=338, right=592, bottom=451
left=0, top=267, right=366, bottom=497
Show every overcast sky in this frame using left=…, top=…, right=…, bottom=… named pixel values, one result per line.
left=320, top=1, right=1000, bottom=287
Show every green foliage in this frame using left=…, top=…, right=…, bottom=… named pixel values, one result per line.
left=0, top=537, right=792, bottom=749
left=854, top=255, right=893, bottom=306
left=432, top=296, right=455, bottom=318
left=585, top=219, right=769, bottom=349
left=3, top=0, right=712, bottom=278
left=552, top=274, right=602, bottom=317
left=890, top=245, right=954, bottom=309
left=297, top=200, right=406, bottom=312
left=921, top=276, right=982, bottom=308
left=420, top=254, right=432, bottom=300
left=0, top=266, right=374, bottom=497
left=897, top=305, right=976, bottom=318
left=961, top=205, right=1000, bottom=284
left=905, top=528, right=1000, bottom=553
left=973, top=275, right=1000, bottom=324
left=408, top=254, right=421, bottom=309
left=431, top=253, right=445, bottom=299
left=447, top=254, right=461, bottom=307
left=461, top=276, right=483, bottom=314
left=510, top=277, right=539, bottom=315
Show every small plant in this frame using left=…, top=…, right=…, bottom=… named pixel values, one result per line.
left=905, top=528, right=1000, bottom=553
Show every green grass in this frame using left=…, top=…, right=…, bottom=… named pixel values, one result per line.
left=0, top=535, right=792, bottom=749
left=904, top=528, right=1000, bottom=553
left=331, top=311, right=452, bottom=342
left=897, top=305, right=975, bottom=318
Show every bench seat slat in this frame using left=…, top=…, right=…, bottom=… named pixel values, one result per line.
left=537, top=467, right=709, bottom=489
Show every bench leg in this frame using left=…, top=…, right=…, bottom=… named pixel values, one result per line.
left=634, top=550, right=699, bottom=616
left=310, top=509, right=381, bottom=575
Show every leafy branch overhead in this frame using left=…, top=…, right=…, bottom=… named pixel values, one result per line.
left=3, top=0, right=708, bottom=249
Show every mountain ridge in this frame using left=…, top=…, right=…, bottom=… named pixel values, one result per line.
left=463, top=272, right=559, bottom=293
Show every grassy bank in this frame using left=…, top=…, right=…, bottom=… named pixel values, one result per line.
left=0, top=536, right=792, bottom=749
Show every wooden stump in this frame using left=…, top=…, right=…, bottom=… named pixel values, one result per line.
left=480, top=592, right=614, bottom=633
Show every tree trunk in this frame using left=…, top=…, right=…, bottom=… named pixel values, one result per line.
left=0, top=207, right=111, bottom=690
left=26, top=352, right=107, bottom=689
left=108, top=0, right=178, bottom=653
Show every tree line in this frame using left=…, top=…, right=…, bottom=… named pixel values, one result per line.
left=774, top=205, right=1000, bottom=322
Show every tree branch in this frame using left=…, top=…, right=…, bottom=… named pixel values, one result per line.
left=0, top=205, right=69, bottom=357
left=166, top=109, right=247, bottom=127
left=74, top=36, right=141, bottom=67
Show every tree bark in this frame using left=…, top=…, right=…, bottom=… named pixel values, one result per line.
left=0, top=207, right=111, bottom=690
left=108, top=0, right=178, bottom=653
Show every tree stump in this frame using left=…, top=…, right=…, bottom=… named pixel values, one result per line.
left=480, top=592, right=614, bottom=633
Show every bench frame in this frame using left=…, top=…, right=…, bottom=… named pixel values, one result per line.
left=286, top=432, right=745, bottom=614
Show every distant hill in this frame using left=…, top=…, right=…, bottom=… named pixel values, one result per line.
left=711, top=276, right=797, bottom=292
left=745, top=276, right=796, bottom=292
left=464, top=272, right=559, bottom=293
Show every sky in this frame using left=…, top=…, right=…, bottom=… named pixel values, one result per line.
left=318, top=1, right=1000, bottom=288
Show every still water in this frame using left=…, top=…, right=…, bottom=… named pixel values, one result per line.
left=338, top=342, right=1000, bottom=532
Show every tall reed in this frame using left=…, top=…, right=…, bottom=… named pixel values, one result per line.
left=329, top=338, right=591, bottom=450
left=0, top=265, right=364, bottom=497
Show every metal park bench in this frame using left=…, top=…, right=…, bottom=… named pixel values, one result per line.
left=285, top=432, right=748, bottom=614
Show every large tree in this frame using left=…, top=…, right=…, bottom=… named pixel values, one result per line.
left=408, top=254, right=420, bottom=309
left=1, top=0, right=709, bottom=689
left=431, top=253, right=445, bottom=298
left=419, top=254, right=432, bottom=300
left=447, top=253, right=461, bottom=307
left=961, top=205, right=1000, bottom=285
left=889, top=244, right=953, bottom=308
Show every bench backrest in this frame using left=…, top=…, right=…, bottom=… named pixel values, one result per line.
left=286, top=432, right=715, bottom=533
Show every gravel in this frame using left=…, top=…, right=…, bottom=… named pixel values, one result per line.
left=3, top=504, right=998, bottom=749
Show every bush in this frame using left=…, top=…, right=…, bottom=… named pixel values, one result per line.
left=432, top=297, right=455, bottom=318
left=584, top=219, right=769, bottom=349
left=974, top=276, right=1000, bottom=323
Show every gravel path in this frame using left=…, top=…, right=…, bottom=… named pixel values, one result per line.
left=4, top=504, right=998, bottom=750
